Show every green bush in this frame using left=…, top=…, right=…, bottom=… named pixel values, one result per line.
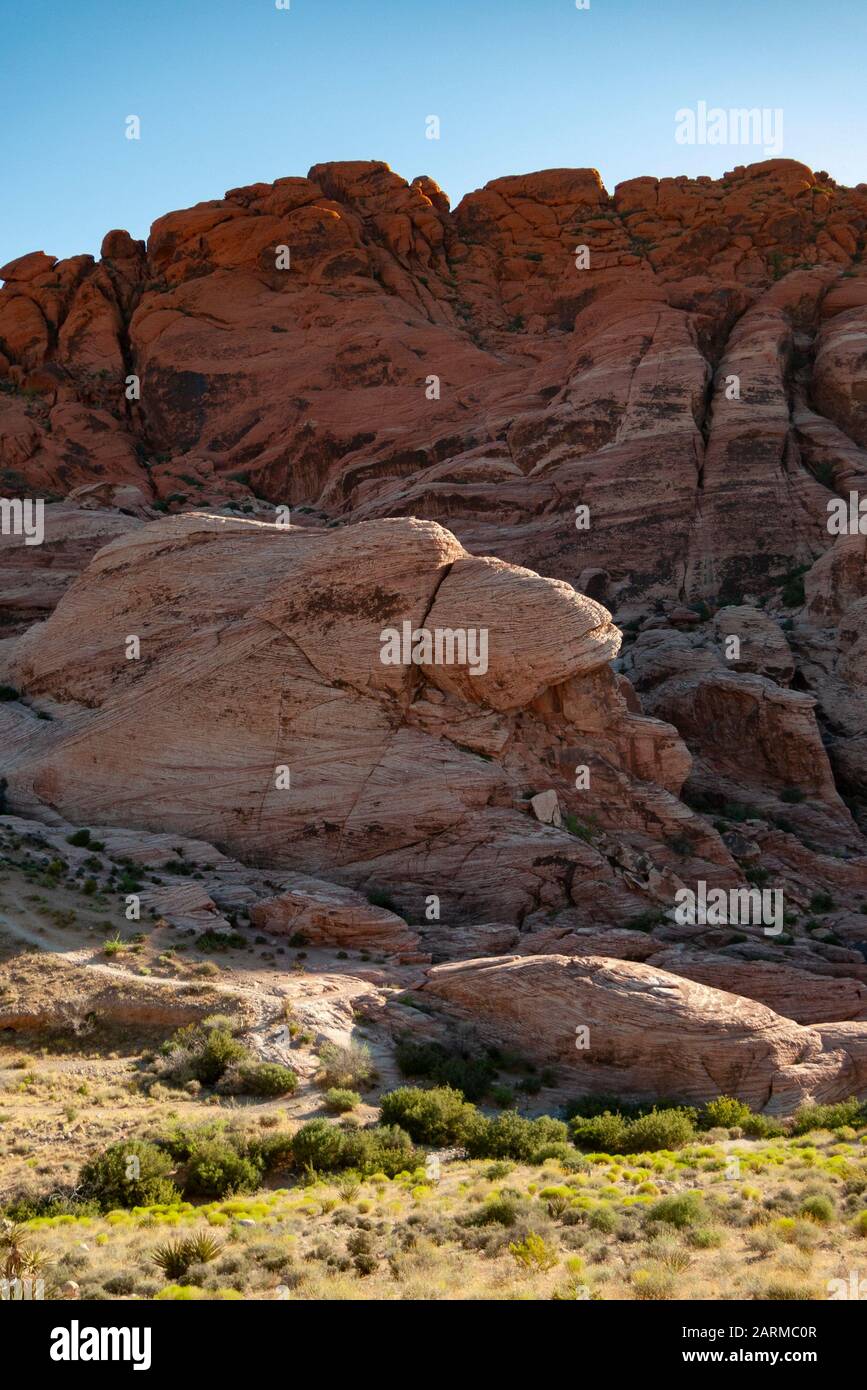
left=467, top=1196, right=521, bottom=1227
left=182, top=1139, right=262, bottom=1197
left=570, top=1111, right=630, bottom=1152
left=623, top=1108, right=696, bottom=1152
left=570, top=1106, right=694, bottom=1153
left=291, top=1119, right=346, bottom=1172
left=324, top=1088, right=361, bottom=1114
left=78, top=1139, right=179, bottom=1211
left=792, top=1099, right=864, bottom=1134
left=700, top=1096, right=752, bottom=1129
left=249, top=1131, right=295, bottom=1173
left=800, top=1194, right=835, bottom=1224
left=290, top=1118, right=418, bottom=1177
left=160, top=1018, right=249, bottom=1087
left=379, top=1086, right=476, bottom=1145
left=228, top=1062, right=297, bottom=1096
left=463, top=1110, right=568, bottom=1162
left=647, top=1191, right=708, bottom=1229
left=394, top=1039, right=495, bottom=1102
left=741, top=1112, right=786, bottom=1139
left=340, top=1124, right=419, bottom=1178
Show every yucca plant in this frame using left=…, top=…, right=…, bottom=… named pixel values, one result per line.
left=1, top=1220, right=50, bottom=1280
left=151, top=1232, right=223, bottom=1280
left=184, top=1231, right=222, bottom=1265
left=336, top=1171, right=361, bottom=1202
left=151, top=1238, right=193, bottom=1280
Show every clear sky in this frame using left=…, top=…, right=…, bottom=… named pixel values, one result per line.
left=2, top=0, right=865, bottom=268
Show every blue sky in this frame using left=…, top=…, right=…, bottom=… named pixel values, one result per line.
left=2, top=0, right=865, bottom=267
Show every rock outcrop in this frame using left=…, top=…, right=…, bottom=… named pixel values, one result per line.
left=5, top=155, right=867, bottom=1109
left=1, top=513, right=709, bottom=926
left=417, top=952, right=867, bottom=1111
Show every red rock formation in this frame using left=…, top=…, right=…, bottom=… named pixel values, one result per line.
left=4, top=156, right=867, bottom=1099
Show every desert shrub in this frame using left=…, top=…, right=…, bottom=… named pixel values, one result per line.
left=689, top=1226, right=724, bottom=1250
left=467, top=1196, right=522, bottom=1227
left=225, top=1061, right=297, bottom=1097
left=631, top=1265, right=677, bottom=1299
left=588, top=1205, right=619, bottom=1234
left=291, top=1119, right=346, bottom=1172
left=3, top=1190, right=100, bottom=1222
left=700, top=1096, right=752, bottom=1129
left=318, top=1041, right=374, bottom=1090
left=248, top=1130, right=295, bottom=1173
left=290, top=1117, right=419, bottom=1176
left=741, top=1113, right=786, bottom=1139
left=564, top=1094, right=644, bottom=1121
left=324, top=1087, right=360, bottom=1114
left=463, top=1111, right=568, bottom=1162
left=647, top=1192, right=708, bottom=1229
left=570, top=1111, right=630, bottom=1152
left=569, top=1106, right=694, bottom=1153
left=759, top=1279, right=823, bottom=1301
left=800, top=1194, right=835, bottom=1223
left=379, top=1086, right=476, bottom=1145
left=159, top=1018, right=249, bottom=1087
left=338, top=1124, right=419, bottom=1177
left=508, top=1232, right=558, bottom=1272
left=78, top=1139, right=179, bottom=1211
left=182, top=1139, right=262, bottom=1197
left=623, top=1108, right=696, bottom=1152
left=792, top=1098, right=864, bottom=1134
left=394, top=1039, right=495, bottom=1101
